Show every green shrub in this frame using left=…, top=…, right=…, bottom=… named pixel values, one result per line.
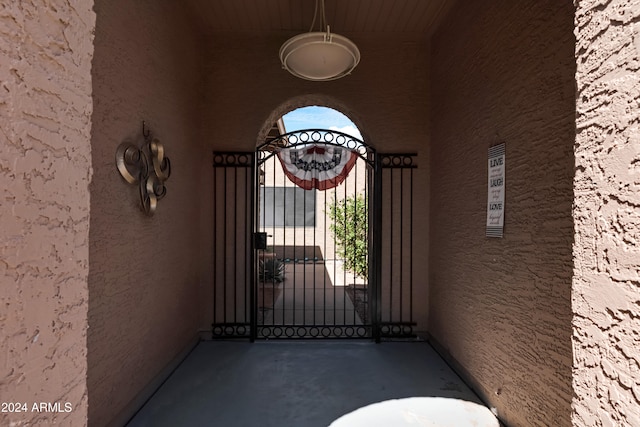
left=328, top=194, right=368, bottom=279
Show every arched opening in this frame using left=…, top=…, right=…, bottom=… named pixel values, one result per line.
left=255, top=95, right=371, bottom=149
left=211, top=101, right=418, bottom=342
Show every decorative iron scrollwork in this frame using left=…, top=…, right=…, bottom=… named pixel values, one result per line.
left=255, top=325, right=371, bottom=339
left=379, top=153, right=417, bottom=168
left=115, top=121, right=171, bottom=216
left=258, top=128, right=374, bottom=167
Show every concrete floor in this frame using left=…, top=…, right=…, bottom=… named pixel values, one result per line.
left=126, top=340, right=493, bottom=427
left=260, top=262, right=362, bottom=327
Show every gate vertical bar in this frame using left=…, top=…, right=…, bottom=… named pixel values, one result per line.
left=399, top=167, right=404, bottom=322
left=272, top=155, right=277, bottom=326
left=389, top=167, right=394, bottom=325
left=212, top=155, right=217, bottom=331
left=244, top=162, right=250, bottom=329
left=351, top=156, right=358, bottom=326
left=223, top=168, right=228, bottom=324
left=323, top=187, right=327, bottom=325
left=233, top=167, right=238, bottom=324
left=282, top=160, right=287, bottom=327
left=372, top=152, right=383, bottom=343
left=342, top=168, right=347, bottom=325
left=303, top=173, right=307, bottom=326
left=409, top=168, right=414, bottom=322
left=250, top=151, right=257, bottom=341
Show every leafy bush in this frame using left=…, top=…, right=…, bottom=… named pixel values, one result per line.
left=328, top=194, right=368, bottom=279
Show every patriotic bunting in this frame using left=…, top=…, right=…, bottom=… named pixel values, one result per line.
left=277, top=144, right=358, bottom=190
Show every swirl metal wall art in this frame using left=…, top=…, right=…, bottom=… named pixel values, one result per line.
left=115, top=122, right=171, bottom=216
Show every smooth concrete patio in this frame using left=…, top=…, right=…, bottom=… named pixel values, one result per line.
left=126, top=340, right=497, bottom=427
left=259, top=262, right=363, bottom=327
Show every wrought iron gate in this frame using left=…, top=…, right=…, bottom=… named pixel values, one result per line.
left=212, top=130, right=417, bottom=341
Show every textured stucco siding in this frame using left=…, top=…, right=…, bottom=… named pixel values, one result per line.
left=88, top=1, right=203, bottom=425
left=430, top=2, right=575, bottom=426
left=573, top=1, right=640, bottom=426
left=200, top=36, right=431, bottom=334
left=0, top=1, right=95, bottom=426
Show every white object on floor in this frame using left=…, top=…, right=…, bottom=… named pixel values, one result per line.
left=329, top=397, right=499, bottom=427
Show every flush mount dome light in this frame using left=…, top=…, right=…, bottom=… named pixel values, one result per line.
left=279, top=1, right=360, bottom=81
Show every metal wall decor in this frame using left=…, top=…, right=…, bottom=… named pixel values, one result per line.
left=115, top=121, right=171, bottom=216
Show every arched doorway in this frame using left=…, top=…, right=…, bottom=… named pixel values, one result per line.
left=211, top=103, right=418, bottom=341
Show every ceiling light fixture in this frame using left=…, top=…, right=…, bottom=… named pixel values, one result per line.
left=279, top=0, right=360, bottom=81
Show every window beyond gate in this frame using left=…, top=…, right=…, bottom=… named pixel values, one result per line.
left=261, top=187, right=316, bottom=227
left=212, top=130, right=417, bottom=341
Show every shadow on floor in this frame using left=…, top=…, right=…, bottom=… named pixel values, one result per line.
left=258, top=262, right=363, bottom=330
left=126, top=340, right=489, bottom=427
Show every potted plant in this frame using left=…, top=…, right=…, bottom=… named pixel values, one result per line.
left=259, top=258, right=285, bottom=283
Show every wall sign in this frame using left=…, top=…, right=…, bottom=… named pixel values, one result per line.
left=486, top=143, right=505, bottom=237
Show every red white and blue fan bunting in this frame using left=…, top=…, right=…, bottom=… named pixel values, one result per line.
left=277, top=144, right=358, bottom=190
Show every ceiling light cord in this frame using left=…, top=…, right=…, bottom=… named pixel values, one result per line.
left=321, top=0, right=327, bottom=31
left=309, top=0, right=328, bottom=33
left=309, top=0, right=318, bottom=32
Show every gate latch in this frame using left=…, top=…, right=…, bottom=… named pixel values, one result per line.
left=254, top=232, right=268, bottom=250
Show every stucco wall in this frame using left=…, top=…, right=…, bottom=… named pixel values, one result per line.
left=429, top=1, right=575, bottom=426
left=573, top=1, right=640, bottom=425
left=200, top=35, right=430, bottom=334
left=0, top=1, right=95, bottom=426
left=88, top=1, right=203, bottom=425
